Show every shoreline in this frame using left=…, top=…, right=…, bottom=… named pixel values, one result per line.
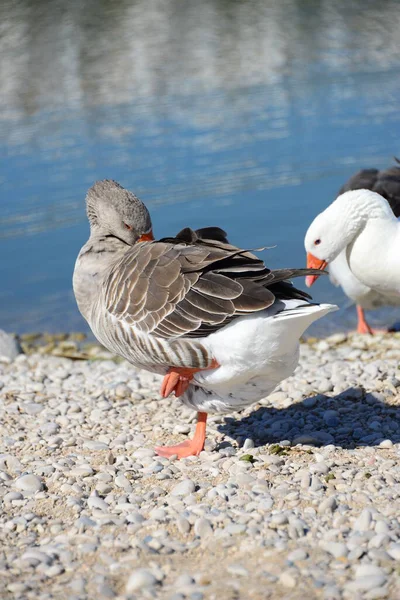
left=1, top=331, right=400, bottom=598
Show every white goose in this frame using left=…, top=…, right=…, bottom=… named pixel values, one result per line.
left=305, top=161, right=400, bottom=333
left=305, top=189, right=400, bottom=321
left=74, top=180, right=337, bottom=458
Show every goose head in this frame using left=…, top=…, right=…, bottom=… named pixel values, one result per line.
left=304, top=189, right=384, bottom=287
left=86, top=179, right=154, bottom=245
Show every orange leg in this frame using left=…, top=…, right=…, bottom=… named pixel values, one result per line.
left=356, top=305, right=386, bottom=335
left=160, top=359, right=219, bottom=398
left=156, top=360, right=219, bottom=459
left=155, top=411, right=207, bottom=458
left=356, top=305, right=373, bottom=334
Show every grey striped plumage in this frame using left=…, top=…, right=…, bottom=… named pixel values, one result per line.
left=73, top=180, right=325, bottom=375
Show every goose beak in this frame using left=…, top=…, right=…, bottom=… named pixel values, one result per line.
left=305, top=253, right=328, bottom=287
left=138, top=230, right=154, bottom=242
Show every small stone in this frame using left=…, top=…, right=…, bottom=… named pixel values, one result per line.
left=115, top=384, right=132, bottom=398
left=279, top=571, right=297, bottom=588
left=387, top=543, right=400, bottom=560
left=310, top=462, right=329, bottom=475
left=346, top=575, right=387, bottom=592
left=175, top=574, right=195, bottom=587
left=194, top=518, right=212, bottom=538
left=379, top=439, right=393, bottom=448
left=355, top=565, right=386, bottom=579
left=318, top=496, right=337, bottom=514
left=353, top=508, right=372, bottom=531
left=321, top=541, right=348, bottom=558
left=176, top=517, right=191, bottom=534
left=227, top=564, right=249, bottom=577
left=88, top=496, right=109, bottom=511
left=173, top=424, right=191, bottom=435
left=323, top=585, right=341, bottom=599
left=365, top=587, right=390, bottom=600
left=15, top=474, right=43, bottom=493
left=243, top=438, right=255, bottom=450
left=171, top=479, right=196, bottom=496
left=84, top=441, right=109, bottom=450
left=271, top=513, right=288, bottom=526
left=69, top=465, right=94, bottom=478
left=7, top=583, right=28, bottom=594
left=149, top=508, right=166, bottom=521
left=302, top=397, right=317, bottom=408
left=293, top=434, right=319, bottom=445
left=0, top=330, right=22, bottom=361
left=225, top=523, right=246, bottom=535
left=76, top=516, right=97, bottom=529
left=4, top=491, right=23, bottom=502
left=287, top=549, right=308, bottom=562
left=368, top=534, right=390, bottom=549
left=375, top=520, right=389, bottom=534
left=21, top=549, right=52, bottom=566
left=125, top=569, right=158, bottom=592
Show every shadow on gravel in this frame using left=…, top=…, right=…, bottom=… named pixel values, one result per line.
left=218, top=387, right=400, bottom=450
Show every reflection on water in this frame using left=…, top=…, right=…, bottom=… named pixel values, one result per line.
left=1, top=0, right=400, bottom=333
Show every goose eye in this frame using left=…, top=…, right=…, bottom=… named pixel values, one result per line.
left=314, top=239, right=321, bottom=246
left=124, top=223, right=132, bottom=230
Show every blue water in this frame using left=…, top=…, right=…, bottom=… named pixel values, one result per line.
left=1, top=0, right=400, bottom=334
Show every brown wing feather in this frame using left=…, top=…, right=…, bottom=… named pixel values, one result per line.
left=104, top=230, right=325, bottom=340
left=104, top=237, right=275, bottom=338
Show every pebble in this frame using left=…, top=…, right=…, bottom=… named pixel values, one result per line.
left=353, top=509, right=373, bottom=531
left=194, top=518, right=212, bottom=538
left=0, top=330, right=22, bottom=361
left=125, top=569, right=158, bottom=592
left=318, top=496, right=337, bottom=514
left=387, top=544, right=400, bottom=560
left=87, top=496, right=109, bottom=511
left=227, top=564, right=249, bottom=577
left=15, top=474, right=44, bottom=493
left=320, top=542, right=348, bottom=558
left=114, top=384, right=132, bottom=398
left=279, top=571, right=297, bottom=588
left=69, top=465, right=94, bottom=478
left=243, top=438, right=255, bottom=450
left=378, top=439, right=393, bottom=448
left=171, top=479, right=196, bottom=496
left=345, top=575, right=387, bottom=592
left=287, top=549, right=308, bottom=562
left=4, top=491, right=23, bottom=502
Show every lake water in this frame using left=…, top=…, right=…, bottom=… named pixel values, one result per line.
left=1, top=0, right=400, bottom=336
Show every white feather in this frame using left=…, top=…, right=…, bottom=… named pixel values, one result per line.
left=181, top=300, right=338, bottom=413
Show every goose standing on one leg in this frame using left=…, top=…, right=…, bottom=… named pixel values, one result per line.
left=305, top=159, right=400, bottom=334
left=73, top=180, right=337, bottom=458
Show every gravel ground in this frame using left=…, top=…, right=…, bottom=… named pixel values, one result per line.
left=1, top=332, right=400, bottom=600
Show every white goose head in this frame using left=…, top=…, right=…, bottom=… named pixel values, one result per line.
left=86, top=179, right=154, bottom=245
left=304, top=189, right=395, bottom=281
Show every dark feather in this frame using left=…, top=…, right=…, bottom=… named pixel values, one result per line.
left=339, top=159, right=400, bottom=218
left=195, top=227, right=229, bottom=244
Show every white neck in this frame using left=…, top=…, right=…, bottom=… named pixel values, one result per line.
left=337, top=189, right=396, bottom=224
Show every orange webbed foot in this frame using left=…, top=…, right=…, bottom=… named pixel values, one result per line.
left=155, top=412, right=207, bottom=459
left=155, top=439, right=204, bottom=459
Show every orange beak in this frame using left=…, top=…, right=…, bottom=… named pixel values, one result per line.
left=138, top=230, right=154, bottom=243
left=305, top=252, right=328, bottom=287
